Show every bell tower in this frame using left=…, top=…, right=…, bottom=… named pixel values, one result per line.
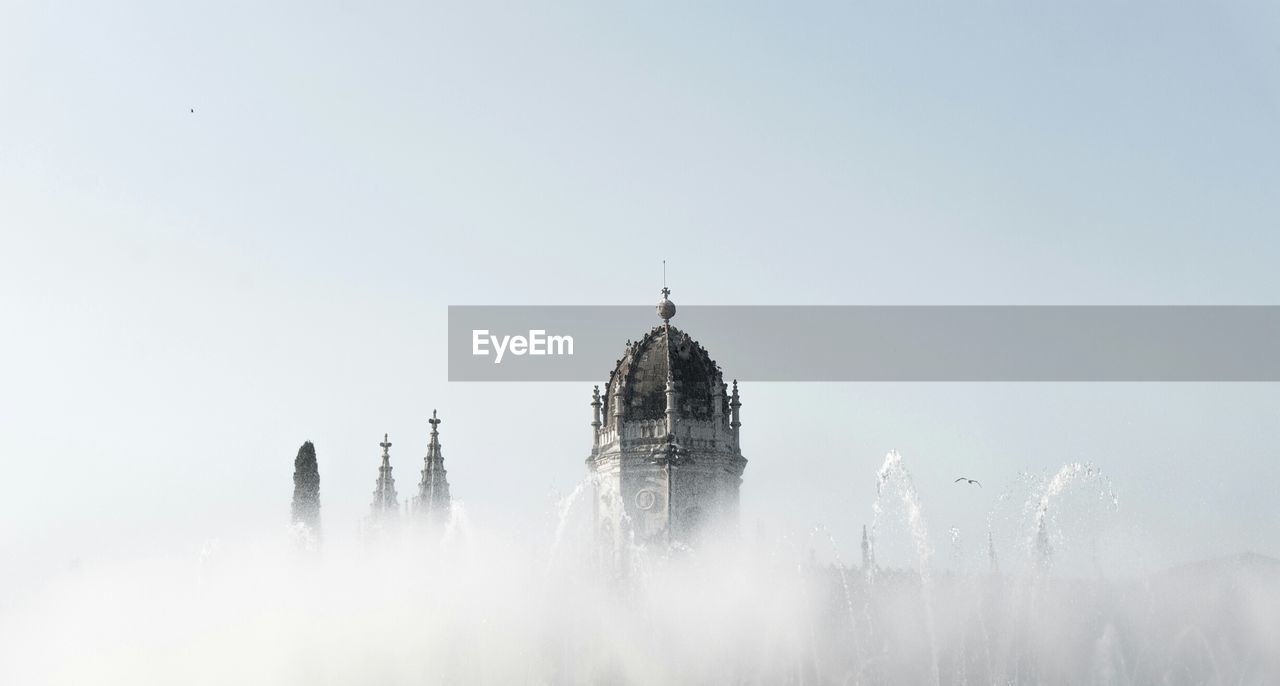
left=586, top=287, right=748, bottom=565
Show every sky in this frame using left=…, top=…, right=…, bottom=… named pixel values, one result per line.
left=2, top=1, right=1280, bottom=596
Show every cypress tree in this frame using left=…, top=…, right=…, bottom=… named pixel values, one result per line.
left=291, top=441, right=321, bottom=533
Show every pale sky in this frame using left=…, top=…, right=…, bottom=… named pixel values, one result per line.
left=2, top=1, right=1279, bottom=596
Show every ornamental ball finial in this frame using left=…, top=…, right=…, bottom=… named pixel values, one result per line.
left=656, top=287, right=676, bottom=323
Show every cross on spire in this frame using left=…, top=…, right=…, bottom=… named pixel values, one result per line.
left=429, top=409, right=441, bottom=433
left=656, top=261, right=676, bottom=323
left=380, top=433, right=392, bottom=455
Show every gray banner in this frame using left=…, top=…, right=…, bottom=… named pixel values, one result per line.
left=447, top=306, right=1280, bottom=382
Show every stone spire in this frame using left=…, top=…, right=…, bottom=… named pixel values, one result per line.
left=610, top=368, right=625, bottom=431
left=291, top=441, right=321, bottom=534
left=416, top=409, right=452, bottom=524
left=590, top=385, right=602, bottom=433
left=370, top=433, right=398, bottom=520
left=729, top=379, right=742, bottom=449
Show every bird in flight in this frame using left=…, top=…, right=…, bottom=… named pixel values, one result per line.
left=954, top=477, right=981, bottom=487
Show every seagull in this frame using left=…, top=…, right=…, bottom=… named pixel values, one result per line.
left=954, top=477, right=981, bottom=487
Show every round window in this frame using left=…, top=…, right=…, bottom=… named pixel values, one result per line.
left=635, top=489, right=657, bottom=511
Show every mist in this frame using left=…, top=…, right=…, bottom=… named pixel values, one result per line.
left=3, top=452, right=1276, bottom=685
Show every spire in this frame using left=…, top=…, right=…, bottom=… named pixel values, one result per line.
left=416, top=409, right=452, bottom=524
left=610, top=370, right=625, bottom=429
left=591, top=385, right=602, bottom=432
left=370, top=433, right=398, bottom=520
left=291, top=441, right=321, bottom=535
left=729, top=379, right=742, bottom=449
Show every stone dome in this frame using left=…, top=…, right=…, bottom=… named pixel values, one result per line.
left=603, top=324, right=724, bottom=422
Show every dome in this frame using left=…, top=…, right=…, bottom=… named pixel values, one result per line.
left=603, top=324, right=724, bottom=422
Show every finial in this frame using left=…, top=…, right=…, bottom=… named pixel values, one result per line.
left=730, top=380, right=742, bottom=440
left=656, top=263, right=676, bottom=323
left=380, top=433, right=392, bottom=454
left=590, top=385, right=603, bottom=430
